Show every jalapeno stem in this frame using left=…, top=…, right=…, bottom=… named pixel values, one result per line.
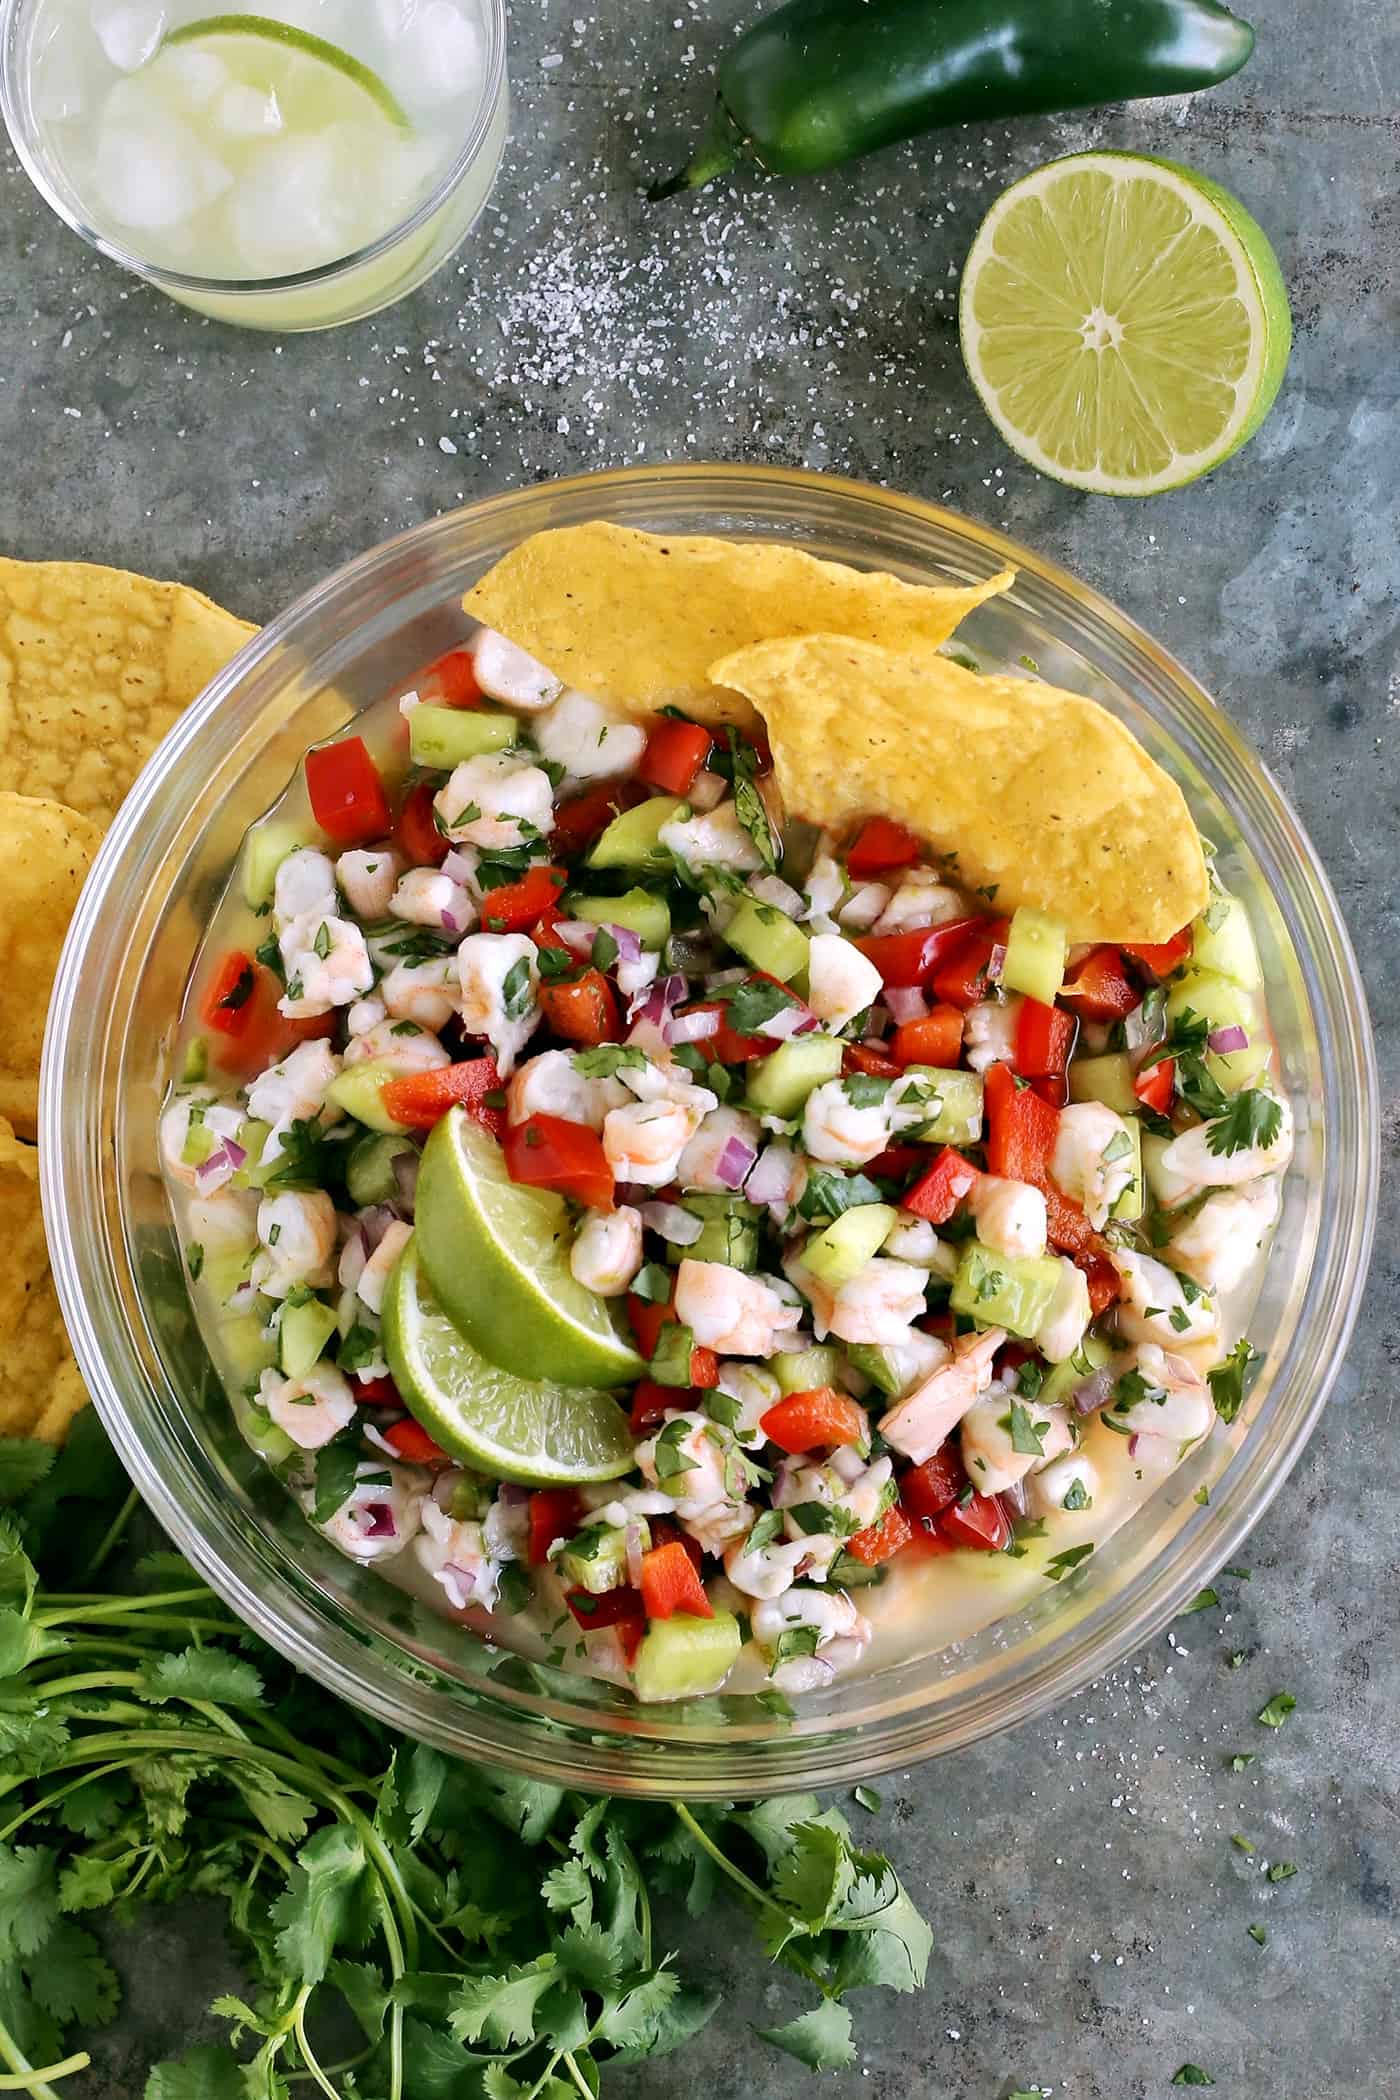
left=647, top=99, right=745, bottom=200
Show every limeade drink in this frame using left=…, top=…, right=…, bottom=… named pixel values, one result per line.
left=14, top=0, right=503, bottom=326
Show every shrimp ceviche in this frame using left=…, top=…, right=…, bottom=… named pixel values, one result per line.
left=163, top=564, right=1289, bottom=1707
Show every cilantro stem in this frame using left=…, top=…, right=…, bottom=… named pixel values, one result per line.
left=0, top=2019, right=89, bottom=2098
left=291, top=1987, right=340, bottom=2100
left=561, top=2051, right=595, bottom=2100
left=36, top=1586, right=220, bottom=1626
left=0, top=1758, right=139, bottom=1845
left=76, top=1486, right=141, bottom=1583
left=671, top=1805, right=833, bottom=1997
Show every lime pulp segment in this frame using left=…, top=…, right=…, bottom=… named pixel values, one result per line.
left=415, top=1107, right=643, bottom=1390
left=958, top=152, right=1291, bottom=496
left=165, top=14, right=412, bottom=130
left=383, top=1238, right=634, bottom=1486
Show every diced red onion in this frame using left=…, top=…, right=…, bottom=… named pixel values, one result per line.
left=1073, top=1367, right=1117, bottom=1414
left=714, top=1135, right=758, bottom=1189
left=194, top=1146, right=235, bottom=1193
left=497, top=1483, right=531, bottom=1508
left=361, top=1503, right=397, bottom=1539
left=1127, top=1434, right=1141, bottom=1458
left=440, top=908, right=460, bottom=934
left=363, top=1423, right=401, bottom=1459
left=441, top=848, right=479, bottom=890
left=552, top=918, right=598, bottom=956
left=441, top=1562, right=478, bottom=1604
left=746, top=1144, right=795, bottom=1207
left=634, top=973, right=688, bottom=1027
left=1208, top=1024, right=1249, bottom=1054
left=985, top=942, right=1007, bottom=986
left=624, top=1521, right=645, bottom=1588
left=639, top=1201, right=703, bottom=1245
left=687, top=769, right=728, bottom=813
left=608, top=924, right=643, bottom=964
left=830, top=1446, right=866, bottom=1486
left=392, top=1151, right=419, bottom=1216
left=885, top=984, right=930, bottom=1025
left=757, top=1003, right=817, bottom=1041
left=748, top=872, right=806, bottom=918
left=771, top=1461, right=798, bottom=1508
left=1000, top=1475, right=1029, bottom=1517
left=358, top=1204, right=399, bottom=1255
left=666, top=1006, right=721, bottom=1046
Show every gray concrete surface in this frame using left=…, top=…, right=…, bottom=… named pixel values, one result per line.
left=3, top=0, right=1397, bottom=2093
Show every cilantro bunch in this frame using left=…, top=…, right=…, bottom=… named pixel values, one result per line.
left=0, top=1419, right=931, bottom=2099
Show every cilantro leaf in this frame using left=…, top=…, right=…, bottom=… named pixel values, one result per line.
left=1210, top=1337, right=1260, bottom=1424
left=139, top=1647, right=266, bottom=1709
left=0, top=1844, right=59, bottom=1959
left=757, top=1998, right=855, bottom=2070
left=449, top=1956, right=560, bottom=2047
left=26, top=1919, right=119, bottom=2027
left=1002, top=1399, right=1049, bottom=1457
left=717, top=975, right=795, bottom=1035
left=1171, top=2069, right=1216, bottom=2087
left=0, top=1440, right=56, bottom=1504
left=145, top=2047, right=247, bottom=2100
left=573, top=1044, right=645, bottom=1079
left=796, top=1167, right=884, bottom=1223
left=312, top=1438, right=363, bottom=1523
left=1257, top=1691, right=1297, bottom=1728
left=1179, top=1588, right=1219, bottom=1616
left=270, top=1824, right=368, bottom=1987
left=1205, top=1088, right=1283, bottom=1158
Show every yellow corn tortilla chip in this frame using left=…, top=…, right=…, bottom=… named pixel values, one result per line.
left=711, top=635, right=1209, bottom=943
left=463, top=522, right=1015, bottom=730
left=0, top=794, right=104, bottom=1142
left=0, top=557, right=255, bottom=822
left=0, top=1117, right=87, bottom=1443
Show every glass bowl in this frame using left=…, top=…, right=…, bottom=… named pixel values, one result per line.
left=41, top=466, right=1378, bottom=1797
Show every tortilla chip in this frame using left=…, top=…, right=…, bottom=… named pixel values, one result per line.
left=0, top=794, right=104, bottom=1141
left=463, top=522, right=1015, bottom=730
left=0, top=557, right=255, bottom=822
left=0, top=1117, right=87, bottom=1442
left=712, top=636, right=1209, bottom=943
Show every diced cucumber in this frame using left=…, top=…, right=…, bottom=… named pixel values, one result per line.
left=1141, top=1128, right=1205, bottom=1212
left=745, top=1037, right=843, bottom=1119
left=567, top=887, right=672, bottom=950
left=1000, top=905, right=1068, bottom=1006
left=649, top=1320, right=697, bottom=1387
left=325, top=1059, right=411, bottom=1135
left=723, top=896, right=810, bottom=984
left=557, top=1520, right=642, bottom=1596
left=673, top=1194, right=762, bottom=1271
left=897, top=1066, right=984, bottom=1145
left=408, top=704, right=516, bottom=769
left=220, top=1312, right=276, bottom=1388
left=586, top=795, right=687, bottom=871
left=1165, top=968, right=1271, bottom=1093
left=181, top=1116, right=218, bottom=1168
left=181, top=1037, right=209, bottom=1085
left=950, top=1239, right=1063, bottom=1339
left=203, top=1241, right=257, bottom=1307
left=239, top=1398, right=296, bottom=1466
left=632, top=1610, right=742, bottom=1700
left=232, top=1118, right=273, bottom=1189
left=1039, top=1332, right=1112, bottom=1409
left=279, top=1293, right=339, bottom=1378
left=445, top=1472, right=493, bottom=1521
left=1191, top=892, right=1261, bottom=991
left=241, top=818, right=309, bottom=910
left=827, top=1551, right=889, bottom=1589
left=1068, top=1052, right=1137, bottom=1116
left=1107, top=1117, right=1144, bottom=1224
left=347, top=1131, right=418, bottom=1208
left=773, top=1344, right=842, bottom=1395
left=844, top=1341, right=903, bottom=1397
left=803, top=1203, right=896, bottom=1288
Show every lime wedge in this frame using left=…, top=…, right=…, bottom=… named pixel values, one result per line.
left=383, top=1238, right=634, bottom=1486
left=959, top=153, right=1291, bottom=496
left=415, top=1107, right=643, bottom=1390
left=164, top=13, right=411, bottom=130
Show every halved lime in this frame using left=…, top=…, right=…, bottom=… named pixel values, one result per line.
left=164, top=14, right=411, bottom=130
left=415, top=1107, right=643, bottom=1390
left=383, top=1238, right=634, bottom=1486
left=959, top=153, right=1291, bottom=496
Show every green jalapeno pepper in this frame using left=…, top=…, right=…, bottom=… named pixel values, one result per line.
left=651, top=0, right=1254, bottom=198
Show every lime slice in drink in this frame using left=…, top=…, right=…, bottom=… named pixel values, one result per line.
left=164, top=14, right=411, bottom=131
left=414, top=1107, right=644, bottom=1390
left=383, top=1238, right=634, bottom=1485
left=959, top=152, right=1291, bottom=496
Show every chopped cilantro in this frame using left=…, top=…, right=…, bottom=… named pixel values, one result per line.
left=1209, top=1336, right=1260, bottom=1424
left=574, top=1043, right=645, bottom=1079
left=1060, top=1476, right=1092, bottom=1512
left=500, top=955, right=534, bottom=1021
left=1206, top=1088, right=1283, bottom=1158
left=1231, top=1833, right=1255, bottom=1854
left=1268, top=1861, right=1298, bottom=1883
left=852, top=1784, right=882, bottom=1813
left=651, top=1416, right=699, bottom=1484
left=590, top=926, right=620, bottom=971
left=1248, top=1923, right=1269, bottom=1946
left=1230, top=1753, right=1256, bottom=1772
left=1043, top=1544, right=1095, bottom=1582
left=843, top=1072, right=891, bottom=1110
left=772, top=1623, right=821, bottom=1666
left=1001, top=1399, right=1048, bottom=1456
left=1256, top=1692, right=1296, bottom=1729
left=1171, top=2068, right=1215, bottom=2087
left=1179, top=1587, right=1219, bottom=1616
left=186, top=1242, right=204, bottom=1281
left=717, top=975, right=796, bottom=1035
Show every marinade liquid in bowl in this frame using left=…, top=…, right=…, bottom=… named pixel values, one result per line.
left=41, top=467, right=1377, bottom=1795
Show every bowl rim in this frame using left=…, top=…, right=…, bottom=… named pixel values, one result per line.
left=41, top=463, right=1380, bottom=1793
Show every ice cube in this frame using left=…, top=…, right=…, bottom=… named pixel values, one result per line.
left=159, top=45, right=229, bottom=108
left=93, top=113, right=233, bottom=230
left=34, top=27, right=91, bottom=120
left=216, top=83, right=284, bottom=137
left=226, top=131, right=358, bottom=274
left=375, top=133, right=442, bottom=218
left=90, top=1, right=167, bottom=72
left=386, top=0, right=483, bottom=109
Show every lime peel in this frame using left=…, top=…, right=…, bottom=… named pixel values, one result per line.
left=165, top=13, right=412, bottom=130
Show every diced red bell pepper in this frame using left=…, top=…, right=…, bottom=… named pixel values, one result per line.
left=937, top=1490, right=1013, bottom=1553
left=202, top=951, right=260, bottom=1038
left=1059, top=945, right=1140, bottom=1022
left=505, top=1114, right=614, bottom=1210
left=842, top=1042, right=902, bottom=1080
left=1133, top=1058, right=1175, bottom=1114
left=678, top=999, right=777, bottom=1064
left=900, top=1442, right=968, bottom=1530
left=478, top=865, right=568, bottom=934
left=856, top=915, right=984, bottom=989
left=305, top=737, right=392, bottom=848
left=640, top=1539, right=713, bottom=1621
left=379, top=1057, right=506, bottom=1137
left=1122, top=929, right=1192, bottom=977
left=528, top=1488, right=585, bottom=1566
left=639, top=719, right=714, bottom=796
left=930, top=917, right=1011, bottom=1009
left=649, top=1513, right=704, bottom=1574
left=1014, top=998, right=1077, bottom=1081
left=629, top=1379, right=677, bottom=1434
left=540, top=969, right=621, bottom=1047
left=565, top=1584, right=646, bottom=1661
left=1079, top=1250, right=1122, bottom=1318
left=760, top=1388, right=869, bottom=1454
left=211, top=965, right=334, bottom=1076
left=984, top=1060, right=1058, bottom=1182
left=419, top=646, right=484, bottom=708
left=551, top=779, right=644, bottom=858
left=890, top=1005, right=965, bottom=1069
left=351, top=1373, right=402, bottom=1407
left=919, top=1308, right=958, bottom=1345
left=901, top=1146, right=981, bottom=1226
left=845, top=816, right=923, bottom=880
left=624, top=1291, right=719, bottom=1388
left=1031, top=1075, right=1067, bottom=1109
left=846, top=1503, right=916, bottom=1567
left=396, top=778, right=449, bottom=867
left=381, top=1418, right=451, bottom=1465
left=688, top=1347, right=719, bottom=1389
left=865, top=1143, right=925, bottom=1183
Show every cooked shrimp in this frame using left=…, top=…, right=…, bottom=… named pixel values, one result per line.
left=434, top=752, right=555, bottom=852
left=1026, top=1450, right=1101, bottom=1521
left=570, top=1206, right=644, bottom=1297
left=805, top=932, right=884, bottom=1032
left=415, top=1499, right=509, bottom=1612
left=753, top=1589, right=871, bottom=1692
left=342, top=1017, right=450, bottom=1075
left=802, top=1256, right=928, bottom=1347
left=336, top=848, right=402, bottom=921
left=635, top=1410, right=751, bottom=1553
left=676, top=1105, right=763, bottom=1193
left=1105, top=1343, right=1214, bottom=1444
left=258, top=1363, right=356, bottom=1451
left=1036, top=1258, right=1092, bottom=1363
left=251, top=1188, right=337, bottom=1299
left=1168, top=1179, right=1281, bottom=1296
left=964, top=998, right=1020, bottom=1073
left=674, top=1259, right=802, bottom=1357
left=713, top=1362, right=783, bottom=1450
left=389, top=865, right=477, bottom=934
left=357, top=1220, right=412, bottom=1315
left=659, top=799, right=766, bottom=874
left=273, top=846, right=337, bottom=928
left=723, top=1531, right=811, bottom=1600
left=471, top=628, right=563, bottom=711
left=532, top=688, right=647, bottom=780
left=970, top=1174, right=1048, bottom=1259
left=319, top=1459, right=425, bottom=1563
left=960, top=1394, right=1073, bottom=1498
left=1113, top=1248, right=1219, bottom=1348
left=1053, top=1102, right=1139, bottom=1228
left=382, top=957, right=459, bottom=1032
left=346, top=996, right=388, bottom=1038
left=1160, top=1092, right=1293, bottom=1189
left=159, top=1096, right=245, bottom=1188
left=508, top=1048, right=628, bottom=1130
left=802, top=1078, right=894, bottom=1166
left=880, top=1328, right=951, bottom=1397
left=278, top=912, right=374, bottom=1018
left=872, top=867, right=966, bottom=935
left=880, top=1215, right=960, bottom=1279
left=879, top=1326, right=1006, bottom=1464
left=456, top=931, right=540, bottom=1074
left=247, top=1038, right=342, bottom=1132
left=604, top=1097, right=711, bottom=1188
